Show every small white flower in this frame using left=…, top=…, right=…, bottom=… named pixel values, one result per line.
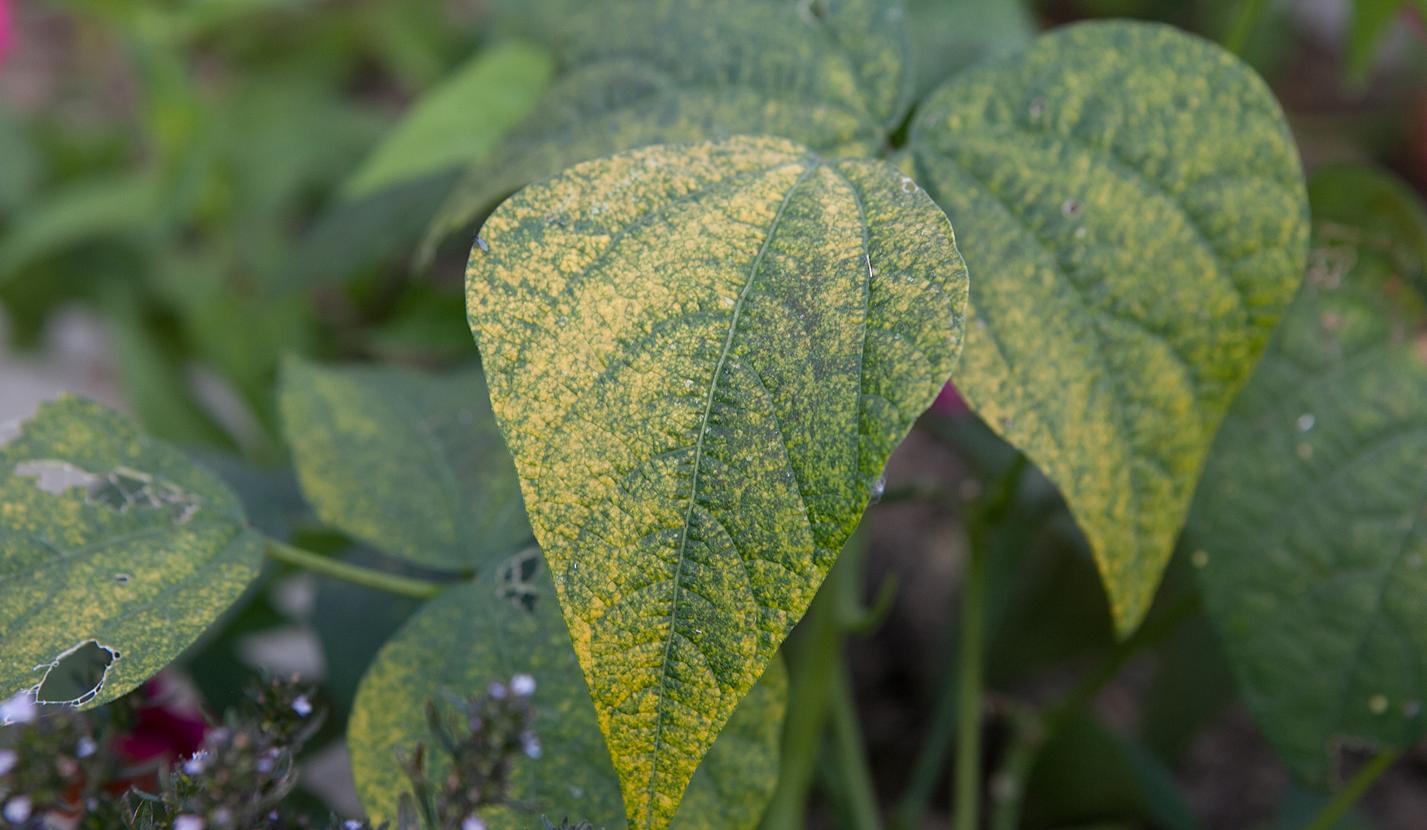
left=521, top=732, right=542, bottom=760
left=488, top=681, right=508, bottom=700
left=76, top=736, right=98, bottom=758
left=182, top=750, right=209, bottom=775
left=291, top=694, right=313, bottom=717
left=3, top=797, right=32, bottom=824
left=462, top=816, right=487, bottom=830
left=510, top=673, right=536, bottom=697
left=345, top=822, right=365, bottom=830
left=174, top=815, right=205, bottom=830
left=0, top=692, right=36, bottom=725
left=0, top=749, right=16, bottom=775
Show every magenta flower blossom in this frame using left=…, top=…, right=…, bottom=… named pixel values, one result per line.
left=0, top=0, right=11, bottom=66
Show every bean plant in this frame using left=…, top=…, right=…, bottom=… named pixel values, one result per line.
left=2, top=1, right=1425, bottom=828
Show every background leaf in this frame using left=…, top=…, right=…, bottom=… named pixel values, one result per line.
left=467, top=135, right=966, bottom=829
left=0, top=397, right=263, bottom=707
left=278, top=358, right=530, bottom=572
left=422, top=0, right=910, bottom=256
left=907, top=20, right=1308, bottom=633
left=348, top=564, right=787, bottom=829
left=1188, top=169, right=1427, bottom=784
left=343, top=40, right=554, bottom=200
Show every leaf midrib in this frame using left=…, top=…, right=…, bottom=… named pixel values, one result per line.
left=642, top=160, right=821, bottom=826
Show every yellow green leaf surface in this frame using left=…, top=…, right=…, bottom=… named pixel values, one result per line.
left=466, top=135, right=967, bottom=829
left=1189, top=171, right=1427, bottom=783
left=343, top=40, right=555, bottom=200
left=278, top=359, right=529, bottom=572
left=908, top=20, right=1308, bottom=633
left=349, top=561, right=786, bottom=828
left=424, top=0, right=909, bottom=255
left=0, top=397, right=262, bottom=708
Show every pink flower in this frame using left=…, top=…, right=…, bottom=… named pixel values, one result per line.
left=0, top=0, right=11, bottom=66
left=930, top=381, right=969, bottom=417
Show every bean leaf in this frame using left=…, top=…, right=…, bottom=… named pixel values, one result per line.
left=348, top=560, right=786, bottom=829
left=466, top=135, right=966, bottom=828
left=907, top=20, right=1308, bottom=633
left=0, top=397, right=263, bottom=708
left=278, top=359, right=530, bottom=572
left=1189, top=171, right=1427, bottom=784
left=422, top=0, right=909, bottom=257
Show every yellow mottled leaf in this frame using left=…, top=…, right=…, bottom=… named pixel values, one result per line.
left=0, top=397, right=262, bottom=708
left=908, top=21, right=1309, bottom=633
left=423, top=0, right=908, bottom=257
left=467, top=135, right=967, bottom=829
left=349, top=557, right=785, bottom=829
left=278, top=359, right=529, bottom=572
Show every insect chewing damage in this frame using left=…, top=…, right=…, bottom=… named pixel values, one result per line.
left=2, top=640, right=124, bottom=713
left=13, top=459, right=204, bottom=525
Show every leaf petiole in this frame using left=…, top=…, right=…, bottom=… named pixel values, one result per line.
left=263, top=539, right=446, bottom=599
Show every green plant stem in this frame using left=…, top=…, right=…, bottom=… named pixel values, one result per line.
left=761, top=533, right=865, bottom=830
left=263, top=539, right=444, bottom=599
left=988, top=591, right=1203, bottom=830
left=1304, top=749, right=1401, bottom=830
left=1223, top=0, right=1270, bottom=55
left=953, top=534, right=987, bottom=830
left=827, top=664, right=882, bottom=830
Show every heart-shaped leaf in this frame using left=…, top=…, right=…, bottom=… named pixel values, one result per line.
left=0, top=397, right=263, bottom=708
left=348, top=558, right=785, bottom=828
left=467, top=135, right=966, bottom=829
left=278, top=359, right=530, bottom=572
left=423, top=0, right=909, bottom=255
left=907, top=20, right=1308, bottom=633
left=1189, top=170, right=1427, bottom=784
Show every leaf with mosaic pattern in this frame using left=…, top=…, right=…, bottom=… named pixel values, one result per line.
left=466, top=135, right=966, bottom=829
left=278, top=359, right=530, bottom=572
left=349, top=566, right=786, bottom=829
left=0, top=397, right=263, bottom=709
left=421, top=0, right=909, bottom=258
left=907, top=20, right=1308, bottom=633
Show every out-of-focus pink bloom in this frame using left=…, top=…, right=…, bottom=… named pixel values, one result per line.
left=930, top=381, right=969, bottom=417
left=0, top=0, right=11, bottom=66
left=114, top=679, right=207, bottom=764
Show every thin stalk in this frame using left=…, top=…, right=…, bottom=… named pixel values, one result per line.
left=1223, top=0, right=1270, bottom=55
left=988, top=591, right=1203, bottom=830
left=1304, top=750, right=1401, bottom=830
left=827, top=664, right=882, bottom=830
left=761, top=532, right=865, bottom=830
left=263, top=539, right=444, bottom=599
left=953, top=536, right=987, bottom=830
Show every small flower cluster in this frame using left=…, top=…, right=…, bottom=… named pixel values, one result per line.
left=0, top=691, right=106, bottom=828
left=107, top=676, right=326, bottom=830
left=397, top=674, right=541, bottom=830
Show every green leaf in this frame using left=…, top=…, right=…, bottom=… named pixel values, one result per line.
left=345, top=41, right=555, bottom=200
left=0, top=173, right=161, bottom=283
left=907, top=20, right=1308, bottom=633
left=1188, top=170, right=1427, bottom=784
left=422, top=0, right=910, bottom=257
left=1345, top=0, right=1413, bottom=83
left=904, top=0, right=1035, bottom=96
left=1308, top=165, right=1427, bottom=292
left=278, top=359, right=530, bottom=572
left=466, top=135, right=966, bottom=829
left=348, top=560, right=786, bottom=829
left=0, top=397, right=263, bottom=708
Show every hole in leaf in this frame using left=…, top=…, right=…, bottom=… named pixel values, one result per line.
left=34, top=640, right=120, bottom=705
left=499, top=546, right=543, bottom=612
left=16, top=461, right=202, bottom=524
